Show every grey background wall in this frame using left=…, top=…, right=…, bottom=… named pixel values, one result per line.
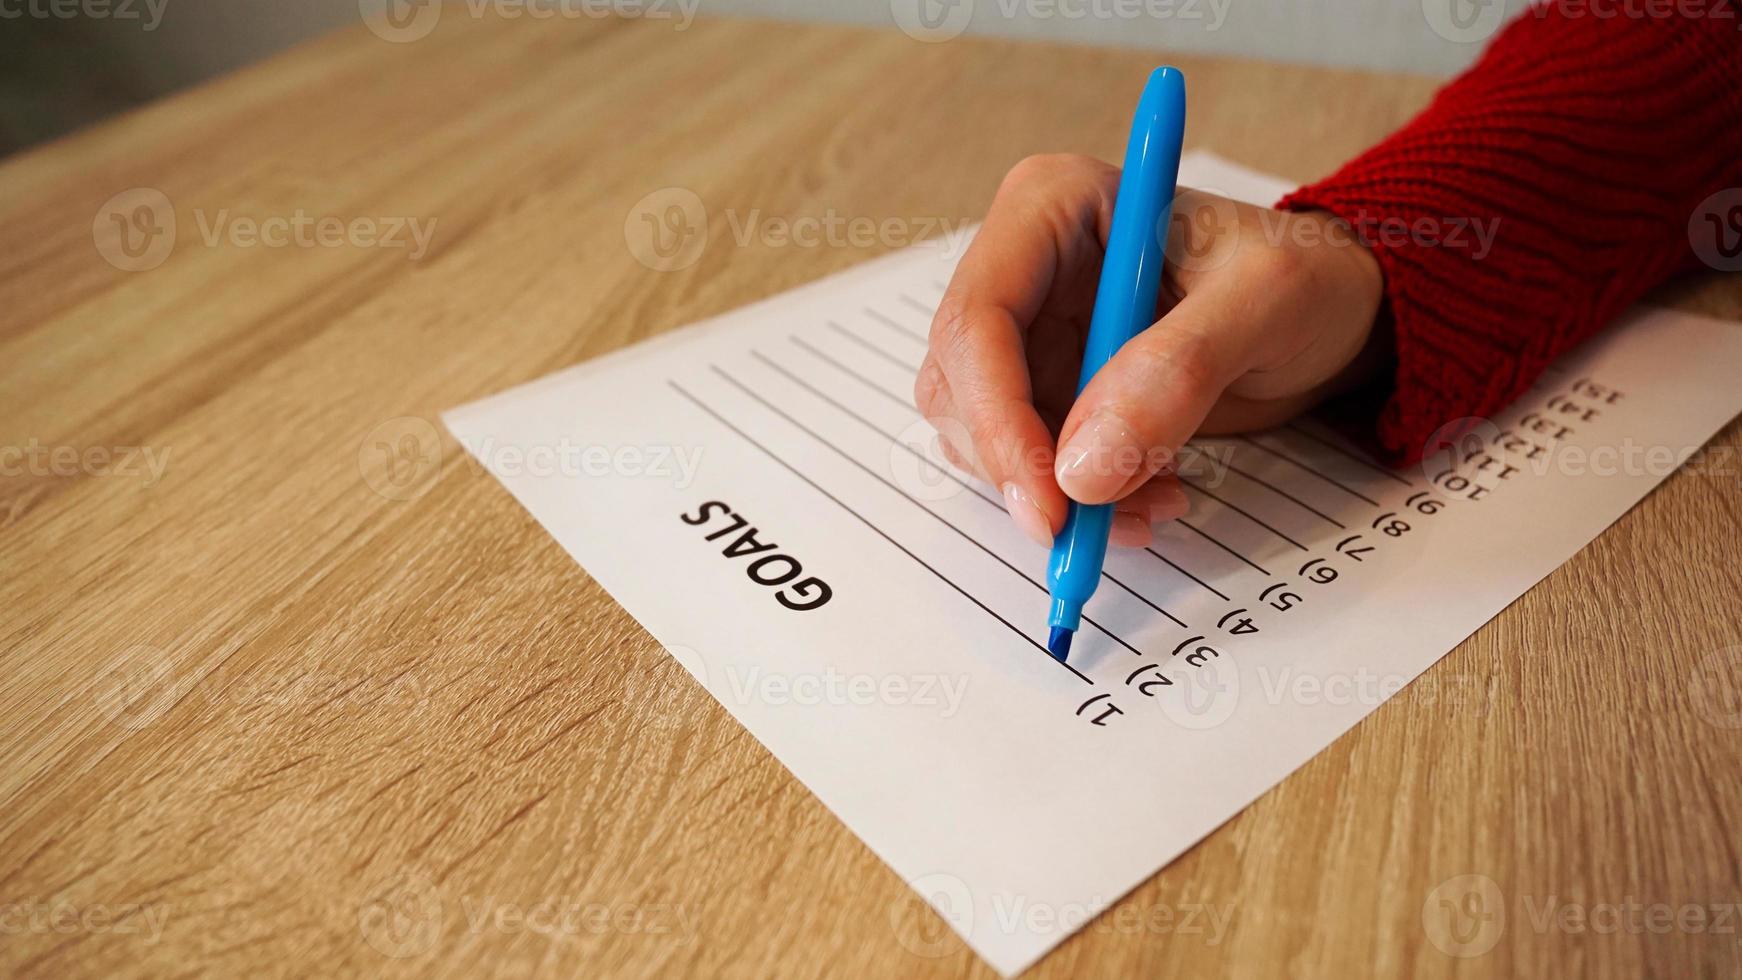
left=0, top=0, right=1527, bottom=156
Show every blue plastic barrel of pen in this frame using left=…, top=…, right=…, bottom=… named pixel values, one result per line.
left=1045, top=66, right=1187, bottom=662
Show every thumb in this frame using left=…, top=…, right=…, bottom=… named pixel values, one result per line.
left=1053, top=286, right=1264, bottom=504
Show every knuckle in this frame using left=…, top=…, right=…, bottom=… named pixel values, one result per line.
left=1138, top=333, right=1221, bottom=402
left=1001, top=154, right=1064, bottom=190
left=1242, top=228, right=1308, bottom=282
left=913, top=358, right=948, bottom=415
left=1000, top=153, right=1107, bottom=194
left=928, top=298, right=979, bottom=361
left=965, top=400, right=1028, bottom=476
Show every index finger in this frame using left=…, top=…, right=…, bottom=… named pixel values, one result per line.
left=916, top=155, right=1116, bottom=543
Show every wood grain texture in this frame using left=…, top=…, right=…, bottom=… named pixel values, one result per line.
left=3, top=12, right=1740, bottom=979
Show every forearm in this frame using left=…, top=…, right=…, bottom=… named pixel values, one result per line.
left=1279, top=4, right=1742, bottom=462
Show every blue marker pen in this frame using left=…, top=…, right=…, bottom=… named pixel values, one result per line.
left=1046, top=67, right=1186, bottom=662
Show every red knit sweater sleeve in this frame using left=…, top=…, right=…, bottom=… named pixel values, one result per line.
left=1277, top=5, right=1742, bottom=463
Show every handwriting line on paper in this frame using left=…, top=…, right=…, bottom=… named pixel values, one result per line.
left=1216, top=459, right=1348, bottom=529
left=825, top=320, right=922, bottom=373
left=1173, top=518, right=1271, bottom=576
left=667, top=380, right=1093, bottom=684
left=792, top=325, right=1261, bottom=605
left=708, top=363, right=1152, bottom=661
left=898, top=293, right=938, bottom=322
left=790, top=336, right=913, bottom=411
left=863, top=307, right=928, bottom=346
left=1233, top=435, right=1382, bottom=507
left=1178, top=478, right=1310, bottom=552
left=835, top=308, right=1412, bottom=516
left=1284, top=421, right=1414, bottom=486
left=1142, top=546, right=1231, bottom=600
left=750, top=349, right=1192, bottom=632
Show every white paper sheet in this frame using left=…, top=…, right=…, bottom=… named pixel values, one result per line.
left=444, top=153, right=1742, bottom=976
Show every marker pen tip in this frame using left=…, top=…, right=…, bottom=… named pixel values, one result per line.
left=1047, top=627, right=1074, bottom=662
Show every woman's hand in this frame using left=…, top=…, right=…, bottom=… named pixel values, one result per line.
left=914, top=153, right=1385, bottom=549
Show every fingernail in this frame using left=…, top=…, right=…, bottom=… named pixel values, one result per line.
left=1001, top=482, right=1053, bottom=547
left=1055, top=412, right=1142, bottom=503
left=1109, top=511, right=1152, bottom=548
left=1149, top=482, right=1190, bottom=522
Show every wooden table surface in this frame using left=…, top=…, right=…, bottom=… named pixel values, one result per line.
left=4, top=12, right=1741, bottom=979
